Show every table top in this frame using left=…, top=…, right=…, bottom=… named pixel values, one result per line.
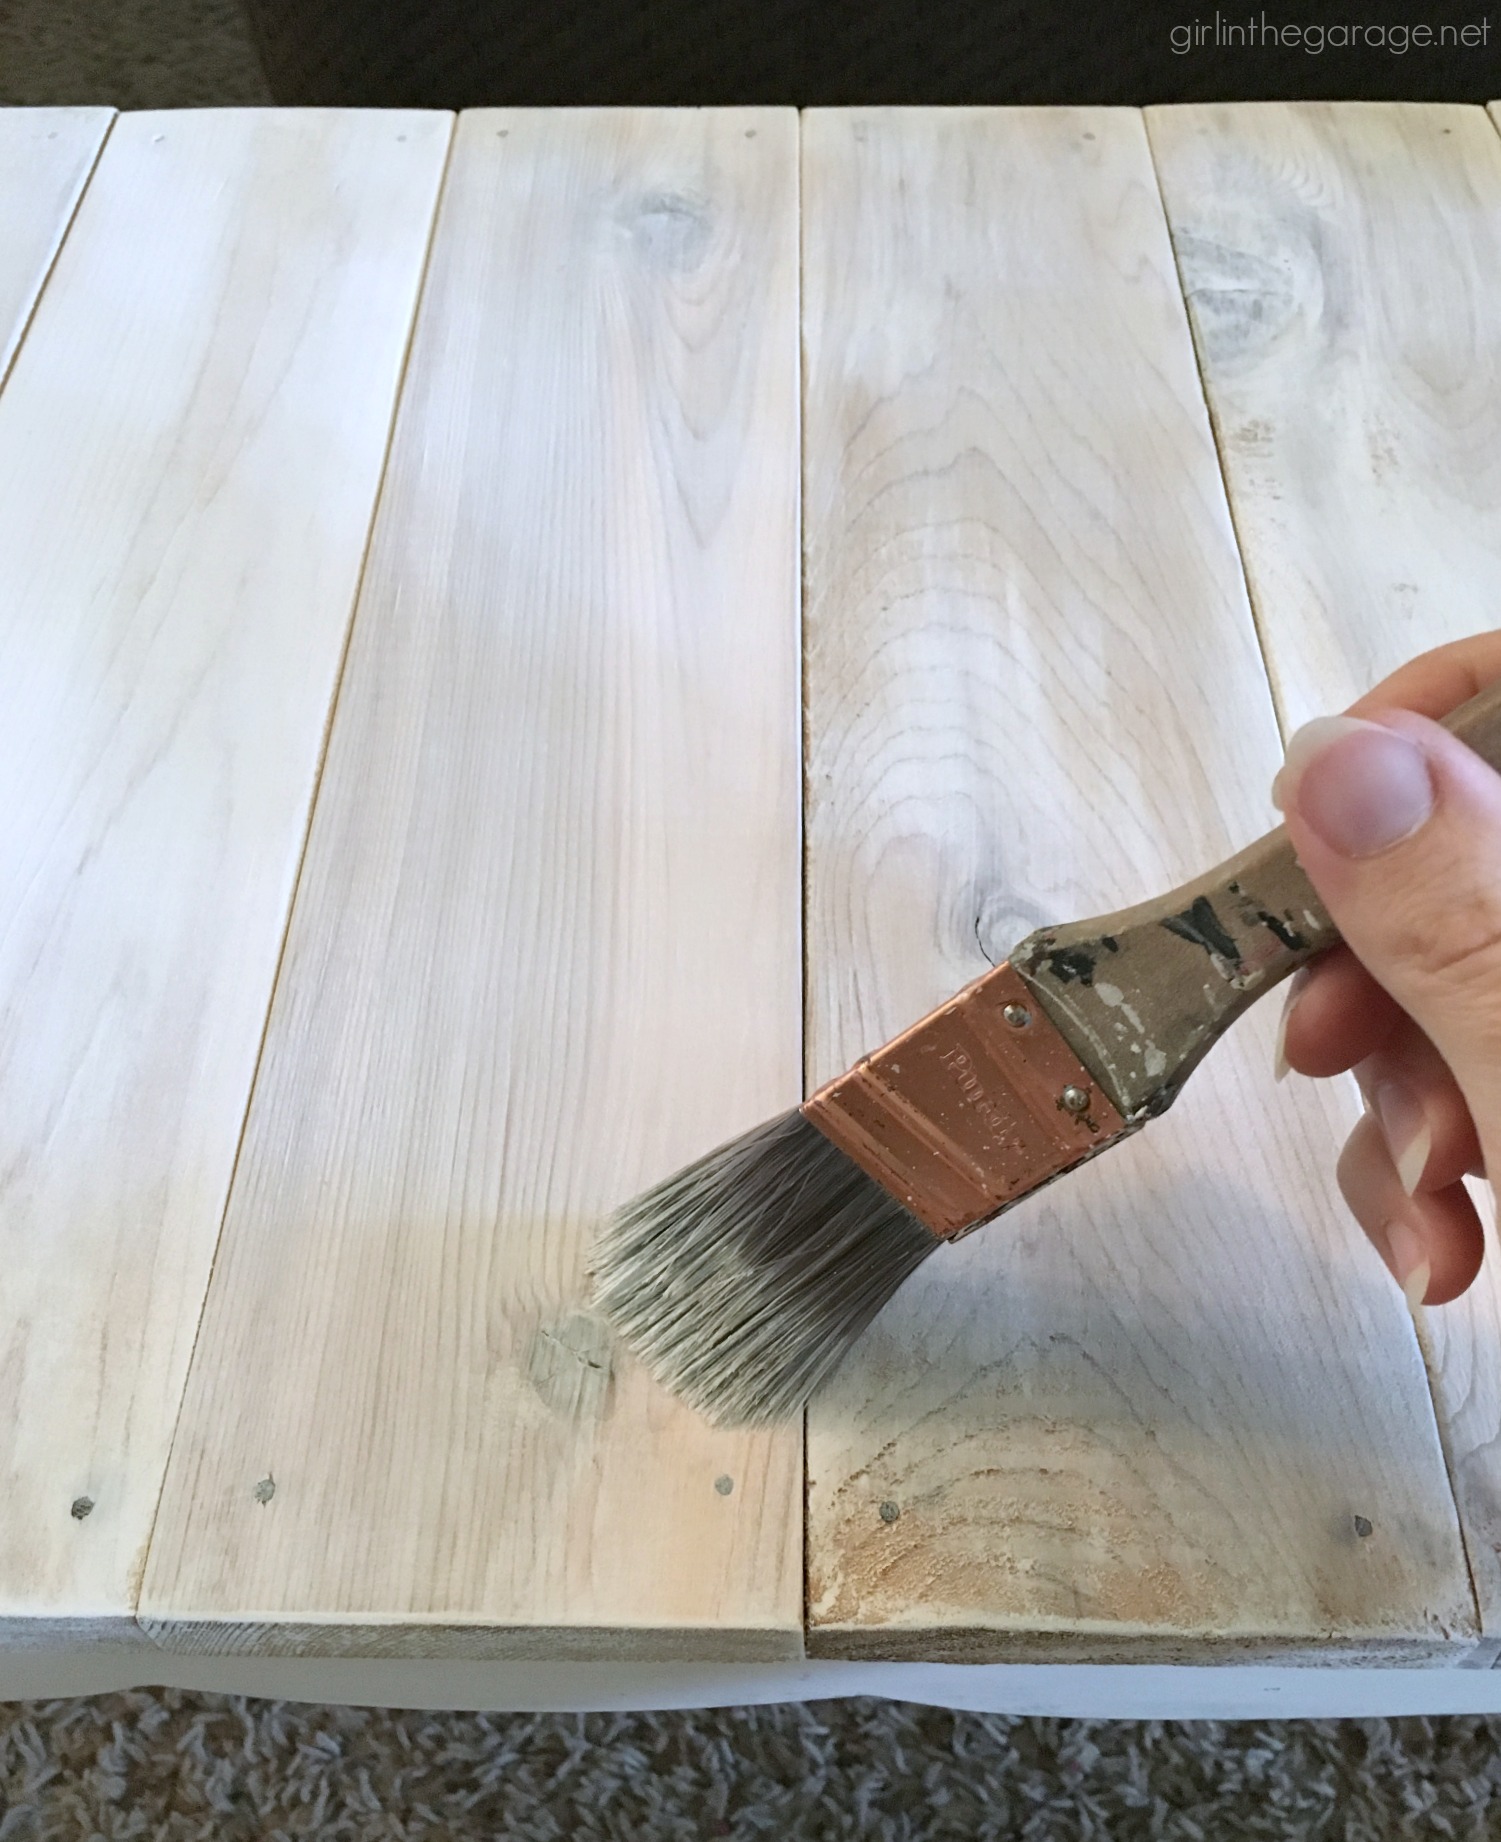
left=3, top=100, right=1501, bottom=1683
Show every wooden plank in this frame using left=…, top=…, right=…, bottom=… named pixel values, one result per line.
left=140, top=108, right=804, bottom=1661
left=0, top=108, right=451, bottom=1647
left=1150, top=99, right=1501, bottom=1647
left=0, top=108, right=113, bottom=387
left=801, top=106, right=1475, bottom=1664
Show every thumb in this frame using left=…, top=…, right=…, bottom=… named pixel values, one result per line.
left=1276, top=708, right=1501, bottom=1134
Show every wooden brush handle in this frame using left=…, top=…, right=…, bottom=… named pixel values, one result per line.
left=1012, top=679, right=1501, bottom=1120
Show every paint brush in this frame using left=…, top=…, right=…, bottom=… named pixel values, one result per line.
left=593, top=680, right=1501, bottom=1425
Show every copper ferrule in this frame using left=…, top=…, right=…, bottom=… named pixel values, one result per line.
left=801, top=962, right=1130, bottom=1239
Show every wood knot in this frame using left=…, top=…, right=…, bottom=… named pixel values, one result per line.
left=622, top=191, right=714, bottom=272
left=526, top=1311, right=616, bottom=1422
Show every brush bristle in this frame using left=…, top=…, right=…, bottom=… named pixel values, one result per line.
left=591, top=1109, right=939, bottom=1425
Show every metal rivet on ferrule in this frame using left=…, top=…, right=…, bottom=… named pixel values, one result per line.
left=1002, top=1003, right=1031, bottom=1029
left=714, top=1475, right=734, bottom=1496
left=1059, top=1085, right=1091, bottom=1114
left=70, top=1496, right=93, bottom=1521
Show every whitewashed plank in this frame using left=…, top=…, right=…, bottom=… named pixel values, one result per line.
left=140, top=109, right=804, bottom=1660
left=0, top=107, right=112, bottom=386
left=802, top=106, right=1473, bottom=1663
left=1151, top=98, right=1501, bottom=1645
left=0, top=108, right=451, bottom=1645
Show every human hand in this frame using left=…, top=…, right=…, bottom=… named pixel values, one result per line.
left=1272, top=634, right=1501, bottom=1309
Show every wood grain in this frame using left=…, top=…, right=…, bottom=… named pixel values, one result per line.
left=1150, top=99, right=1501, bottom=1645
left=0, top=108, right=450, bottom=1645
left=0, top=108, right=112, bottom=387
left=140, top=110, right=804, bottom=1660
left=1149, top=102, right=1501, bottom=732
left=801, top=106, right=1475, bottom=1663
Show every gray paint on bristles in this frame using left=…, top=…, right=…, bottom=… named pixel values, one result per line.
left=592, top=1111, right=937, bottom=1424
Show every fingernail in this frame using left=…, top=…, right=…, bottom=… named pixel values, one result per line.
left=1383, top=1218, right=1431, bottom=1312
left=1272, top=968, right=1310, bottom=1083
left=1374, top=1082, right=1431, bottom=1196
left=1271, top=716, right=1368, bottom=812
left=1274, top=715, right=1434, bottom=858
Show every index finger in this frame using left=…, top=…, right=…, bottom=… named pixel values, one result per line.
left=1348, top=631, right=1501, bottom=722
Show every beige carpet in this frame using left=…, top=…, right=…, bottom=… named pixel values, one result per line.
left=4, top=2, right=1501, bottom=1834
left=4, top=1690, right=1501, bottom=1839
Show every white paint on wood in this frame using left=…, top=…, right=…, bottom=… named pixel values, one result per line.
left=1150, top=99, right=1501, bottom=1639
left=801, top=106, right=1473, bottom=1663
left=0, top=108, right=451, bottom=1643
left=140, top=109, right=804, bottom=1660
left=0, top=107, right=113, bottom=386
left=13, top=1654, right=1501, bottom=1719
left=1150, top=101, right=1501, bottom=732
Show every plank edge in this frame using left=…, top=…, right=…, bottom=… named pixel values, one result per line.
left=0, top=105, right=117, bottom=393
left=807, top=1626, right=1481, bottom=1667
left=138, top=1618, right=806, bottom=1664
left=0, top=1614, right=153, bottom=1654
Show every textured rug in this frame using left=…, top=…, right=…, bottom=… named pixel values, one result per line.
left=0, top=0, right=272, bottom=108
left=5, top=1691, right=1501, bottom=1840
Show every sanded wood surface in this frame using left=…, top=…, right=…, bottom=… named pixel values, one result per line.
left=800, top=107, right=1474, bottom=1663
left=0, top=108, right=450, bottom=1646
left=141, top=110, right=804, bottom=1660
left=1150, top=100, right=1501, bottom=1643
left=0, top=108, right=112, bottom=386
